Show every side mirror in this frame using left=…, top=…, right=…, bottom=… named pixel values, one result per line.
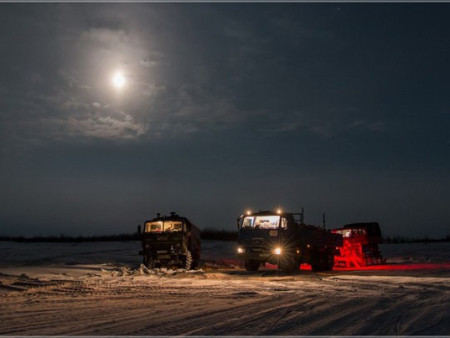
left=236, top=218, right=240, bottom=230
left=137, top=225, right=141, bottom=234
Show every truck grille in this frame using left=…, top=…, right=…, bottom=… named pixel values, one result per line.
left=242, top=238, right=267, bottom=253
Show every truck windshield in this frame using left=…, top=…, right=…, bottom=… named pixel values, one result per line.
left=334, top=228, right=367, bottom=238
left=242, top=215, right=280, bottom=229
left=145, top=221, right=184, bottom=233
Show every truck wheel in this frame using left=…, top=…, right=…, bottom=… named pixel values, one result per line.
left=244, top=259, right=260, bottom=271
left=311, top=254, right=325, bottom=272
left=312, top=253, right=333, bottom=272
left=279, top=257, right=298, bottom=273
left=144, top=256, right=155, bottom=269
left=184, top=250, right=193, bottom=270
left=191, top=260, right=198, bottom=270
left=191, top=253, right=200, bottom=270
left=325, top=253, right=334, bottom=271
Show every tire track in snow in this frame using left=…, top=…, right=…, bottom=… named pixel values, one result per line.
left=1, top=271, right=449, bottom=335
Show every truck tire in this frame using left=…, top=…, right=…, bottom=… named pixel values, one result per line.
left=279, top=257, right=298, bottom=273
left=184, top=250, right=193, bottom=270
left=191, top=253, right=199, bottom=270
left=144, top=256, right=155, bottom=269
left=244, top=259, right=260, bottom=271
left=311, top=253, right=326, bottom=272
left=312, top=252, right=334, bottom=272
left=325, top=253, right=334, bottom=271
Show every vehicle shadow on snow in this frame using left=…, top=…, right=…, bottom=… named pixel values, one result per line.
left=213, top=262, right=450, bottom=278
left=218, top=269, right=324, bottom=278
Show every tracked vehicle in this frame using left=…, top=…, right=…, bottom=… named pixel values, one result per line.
left=237, top=210, right=343, bottom=272
left=138, top=212, right=201, bottom=270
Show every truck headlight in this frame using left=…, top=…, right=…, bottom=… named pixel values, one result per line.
left=237, top=247, right=245, bottom=254
left=273, top=247, right=282, bottom=255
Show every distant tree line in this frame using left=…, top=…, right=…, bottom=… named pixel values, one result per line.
left=382, top=235, right=450, bottom=244
left=0, top=233, right=140, bottom=243
left=200, top=228, right=238, bottom=241
left=0, top=231, right=448, bottom=243
left=0, top=229, right=238, bottom=243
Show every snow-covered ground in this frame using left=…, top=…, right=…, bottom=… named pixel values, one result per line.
left=0, top=240, right=449, bottom=335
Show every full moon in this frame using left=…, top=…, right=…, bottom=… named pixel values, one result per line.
left=112, top=72, right=125, bottom=89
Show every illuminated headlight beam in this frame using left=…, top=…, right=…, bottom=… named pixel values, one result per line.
left=273, top=247, right=282, bottom=255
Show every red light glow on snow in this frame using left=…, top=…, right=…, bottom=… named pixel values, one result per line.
left=222, top=260, right=450, bottom=272
left=260, top=262, right=450, bottom=271
left=300, top=263, right=450, bottom=271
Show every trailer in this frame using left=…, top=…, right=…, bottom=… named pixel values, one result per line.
left=236, top=210, right=343, bottom=272
left=332, top=222, right=385, bottom=268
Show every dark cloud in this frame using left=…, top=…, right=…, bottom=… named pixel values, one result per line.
left=0, top=3, right=449, bottom=238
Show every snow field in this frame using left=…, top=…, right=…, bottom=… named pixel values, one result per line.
left=0, top=240, right=449, bottom=335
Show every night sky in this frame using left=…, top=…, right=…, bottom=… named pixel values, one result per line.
left=1, top=3, right=449, bottom=238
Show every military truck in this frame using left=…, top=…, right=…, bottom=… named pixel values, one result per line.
left=138, top=212, right=201, bottom=270
left=237, top=210, right=343, bottom=272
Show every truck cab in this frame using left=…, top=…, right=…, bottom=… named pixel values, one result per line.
left=139, top=212, right=201, bottom=270
left=237, top=210, right=342, bottom=272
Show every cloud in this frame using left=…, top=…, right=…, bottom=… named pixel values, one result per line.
left=0, top=68, right=148, bottom=144
left=58, top=70, right=91, bottom=91
left=254, top=109, right=387, bottom=137
left=344, top=119, right=387, bottom=133
left=138, top=83, right=166, bottom=98
left=55, top=80, right=148, bottom=140
left=140, top=58, right=158, bottom=68
left=80, top=28, right=129, bottom=50
left=68, top=110, right=147, bottom=140
left=138, top=82, right=245, bottom=139
left=0, top=4, right=391, bottom=151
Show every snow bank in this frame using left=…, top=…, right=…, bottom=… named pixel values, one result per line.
left=381, top=242, right=450, bottom=263
left=107, top=264, right=205, bottom=277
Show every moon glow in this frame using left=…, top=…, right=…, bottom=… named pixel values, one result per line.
left=112, top=72, right=125, bottom=89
